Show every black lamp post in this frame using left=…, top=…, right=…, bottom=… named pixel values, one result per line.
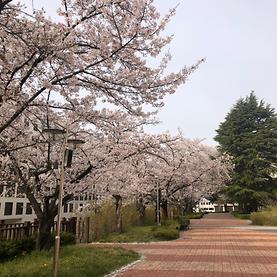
left=42, top=128, right=85, bottom=277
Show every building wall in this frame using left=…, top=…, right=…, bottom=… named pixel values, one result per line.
left=0, top=197, right=93, bottom=224
left=0, top=184, right=103, bottom=224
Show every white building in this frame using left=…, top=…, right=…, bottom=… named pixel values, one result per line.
left=0, top=183, right=102, bottom=224
left=194, top=197, right=239, bottom=213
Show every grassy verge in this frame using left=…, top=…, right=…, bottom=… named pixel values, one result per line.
left=251, top=207, right=277, bottom=226
left=231, top=212, right=251, bottom=220
left=100, top=223, right=180, bottom=243
left=0, top=245, right=139, bottom=277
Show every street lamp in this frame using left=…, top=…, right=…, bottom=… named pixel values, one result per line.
left=43, top=127, right=85, bottom=277
left=155, top=175, right=161, bottom=226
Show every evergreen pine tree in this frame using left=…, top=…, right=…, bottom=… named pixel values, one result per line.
left=215, top=92, right=277, bottom=212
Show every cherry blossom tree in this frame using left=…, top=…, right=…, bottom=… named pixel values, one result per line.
left=1, top=106, right=168, bottom=247
left=0, top=0, right=205, bottom=249
left=128, top=136, right=232, bottom=219
left=89, top=133, right=231, bottom=228
left=79, top=131, right=181, bottom=233
left=0, top=0, right=203, bottom=135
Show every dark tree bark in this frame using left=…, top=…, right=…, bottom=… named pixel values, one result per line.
left=161, top=199, right=168, bottom=220
left=30, top=195, right=58, bottom=251
left=113, top=194, right=123, bottom=233
left=183, top=197, right=194, bottom=213
left=136, top=197, right=146, bottom=224
left=36, top=214, right=55, bottom=250
left=0, top=0, right=12, bottom=14
left=27, top=186, right=73, bottom=250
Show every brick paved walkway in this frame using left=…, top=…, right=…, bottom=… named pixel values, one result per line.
left=117, top=213, right=277, bottom=276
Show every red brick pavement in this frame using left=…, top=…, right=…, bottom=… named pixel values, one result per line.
left=115, top=213, right=277, bottom=276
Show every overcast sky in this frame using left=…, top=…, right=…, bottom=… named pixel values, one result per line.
left=22, top=0, right=277, bottom=145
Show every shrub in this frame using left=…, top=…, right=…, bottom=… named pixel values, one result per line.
left=251, top=207, right=277, bottom=226
left=161, top=219, right=177, bottom=226
left=0, top=237, right=36, bottom=262
left=232, top=212, right=251, bottom=220
left=50, top=231, right=76, bottom=246
left=175, top=216, right=190, bottom=225
left=184, top=212, right=204, bottom=219
left=152, top=228, right=179, bottom=240
left=60, top=232, right=76, bottom=245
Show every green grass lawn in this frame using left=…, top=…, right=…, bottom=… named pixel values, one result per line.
left=0, top=245, right=139, bottom=277
left=99, top=224, right=180, bottom=243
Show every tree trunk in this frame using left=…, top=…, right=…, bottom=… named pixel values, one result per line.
left=184, top=198, right=194, bottom=213
left=37, top=214, right=55, bottom=250
left=176, top=204, right=183, bottom=217
left=113, top=195, right=122, bottom=233
left=136, top=197, right=146, bottom=225
left=161, top=199, right=168, bottom=220
left=31, top=194, right=58, bottom=251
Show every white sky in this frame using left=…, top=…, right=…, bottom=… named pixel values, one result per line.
left=21, top=0, right=277, bottom=145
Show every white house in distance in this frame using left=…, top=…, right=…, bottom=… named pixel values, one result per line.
left=194, top=197, right=239, bottom=213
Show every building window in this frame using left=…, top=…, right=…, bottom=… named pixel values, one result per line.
left=0, top=185, right=4, bottom=196
left=63, top=204, right=68, bottom=213
left=26, top=203, right=32, bottom=215
left=16, top=202, right=23, bottom=215
left=69, top=203, right=73, bottom=213
left=4, top=202, right=13, bottom=215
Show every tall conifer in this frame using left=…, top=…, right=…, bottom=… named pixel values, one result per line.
left=215, top=92, right=277, bottom=212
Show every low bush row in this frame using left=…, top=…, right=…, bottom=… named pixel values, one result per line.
left=100, top=220, right=180, bottom=243
left=0, top=232, right=75, bottom=262
left=0, top=237, right=35, bottom=262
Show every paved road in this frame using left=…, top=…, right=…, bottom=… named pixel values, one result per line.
left=118, top=213, right=277, bottom=277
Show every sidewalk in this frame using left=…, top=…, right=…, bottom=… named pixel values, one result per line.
left=116, top=213, right=277, bottom=276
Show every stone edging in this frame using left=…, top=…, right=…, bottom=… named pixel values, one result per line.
left=104, top=255, right=145, bottom=277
